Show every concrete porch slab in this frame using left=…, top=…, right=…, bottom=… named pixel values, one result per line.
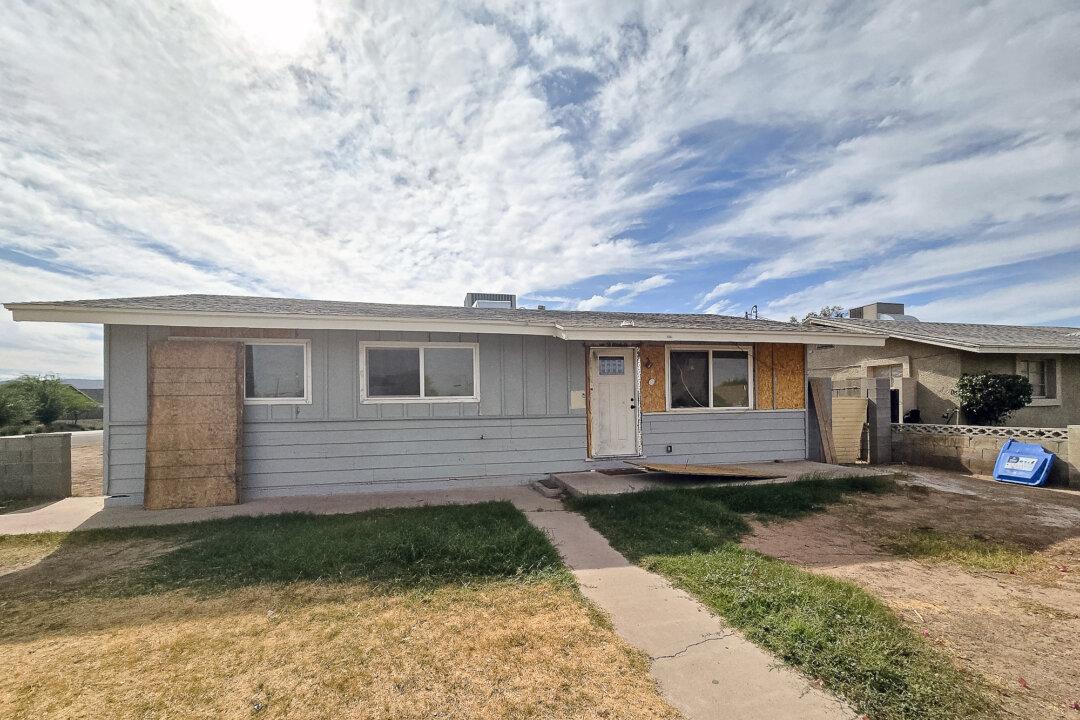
left=551, top=460, right=889, bottom=497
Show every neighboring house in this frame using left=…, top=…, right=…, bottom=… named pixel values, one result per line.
left=808, top=302, right=1080, bottom=427
left=4, top=293, right=880, bottom=508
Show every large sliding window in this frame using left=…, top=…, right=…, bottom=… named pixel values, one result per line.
left=668, top=346, right=752, bottom=410
left=244, top=340, right=312, bottom=404
left=361, top=342, right=480, bottom=402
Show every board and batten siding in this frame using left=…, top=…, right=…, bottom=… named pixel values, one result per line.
left=105, top=325, right=809, bottom=502
left=104, top=325, right=591, bottom=501
left=641, top=410, right=807, bottom=465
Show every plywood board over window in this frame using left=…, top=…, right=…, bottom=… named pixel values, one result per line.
left=145, top=340, right=244, bottom=509
left=754, top=343, right=806, bottom=410
left=639, top=343, right=667, bottom=413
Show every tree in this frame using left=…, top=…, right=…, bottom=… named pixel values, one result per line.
left=790, top=305, right=847, bottom=324
left=955, top=373, right=1032, bottom=426
left=61, top=386, right=99, bottom=424
left=3, top=375, right=91, bottom=427
left=0, top=385, right=31, bottom=427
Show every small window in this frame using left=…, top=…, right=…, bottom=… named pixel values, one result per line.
left=1018, top=358, right=1056, bottom=399
left=669, top=347, right=752, bottom=410
left=362, top=343, right=479, bottom=402
left=245, top=342, right=310, bottom=403
left=598, top=356, right=625, bottom=375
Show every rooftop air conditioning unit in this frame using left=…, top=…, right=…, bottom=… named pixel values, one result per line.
left=463, top=292, right=517, bottom=309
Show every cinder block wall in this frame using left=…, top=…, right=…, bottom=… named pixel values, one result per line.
left=892, top=426, right=1072, bottom=486
left=0, top=433, right=72, bottom=498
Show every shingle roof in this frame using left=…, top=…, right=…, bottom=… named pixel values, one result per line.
left=810, top=317, right=1080, bottom=352
left=8, top=293, right=849, bottom=334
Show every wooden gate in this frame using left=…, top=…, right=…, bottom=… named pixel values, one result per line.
left=831, top=396, right=869, bottom=464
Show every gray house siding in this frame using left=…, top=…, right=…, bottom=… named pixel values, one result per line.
left=103, top=324, right=808, bottom=502
left=642, top=410, right=806, bottom=465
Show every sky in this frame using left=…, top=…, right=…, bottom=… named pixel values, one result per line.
left=1, top=0, right=1079, bottom=379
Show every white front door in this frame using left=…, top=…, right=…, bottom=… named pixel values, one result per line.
left=589, top=348, right=639, bottom=457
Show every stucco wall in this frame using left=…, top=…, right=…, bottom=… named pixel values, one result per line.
left=808, top=338, right=1080, bottom=427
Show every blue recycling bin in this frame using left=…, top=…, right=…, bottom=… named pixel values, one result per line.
left=992, top=438, right=1055, bottom=487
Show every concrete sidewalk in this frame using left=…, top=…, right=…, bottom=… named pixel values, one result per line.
left=0, top=485, right=555, bottom=535
left=520, top=504, right=853, bottom=720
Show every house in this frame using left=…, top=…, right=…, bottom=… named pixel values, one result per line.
left=4, top=293, right=882, bottom=509
left=807, top=302, right=1080, bottom=427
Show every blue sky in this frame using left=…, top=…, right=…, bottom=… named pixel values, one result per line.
left=1, top=0, right=1079, bottom=378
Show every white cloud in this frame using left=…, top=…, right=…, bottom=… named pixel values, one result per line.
left=2, top=1, right=1079, bottom=375
left=574, top=274, right=672, bottom=310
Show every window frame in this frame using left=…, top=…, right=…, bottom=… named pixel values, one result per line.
left=359, top=340, right=481, bottom=404
left=1016, top=355, right=1061, bottom=406
left=664, top=344, right=755, bottom=412
left=243, top=339, right=313, bottom=405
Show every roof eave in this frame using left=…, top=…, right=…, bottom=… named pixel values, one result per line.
left=808, top=318, right=1080, bottom=354
left=4, top=303, right=885, bottom=346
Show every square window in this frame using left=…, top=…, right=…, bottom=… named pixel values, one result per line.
left=424, top=347, right=475, bottom=397
left=367, top=347, right=421, bottom=397
left=598, top=356, right=625, bottom=375
left=245, top=343, right=307, bottom=401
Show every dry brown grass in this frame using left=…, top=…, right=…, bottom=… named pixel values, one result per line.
left=1, top=580, right=677, bottom=720
left=0, top=512, right=678, bottom=720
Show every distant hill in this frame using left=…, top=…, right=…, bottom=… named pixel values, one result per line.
left=61, top=378, right=104, bottom=390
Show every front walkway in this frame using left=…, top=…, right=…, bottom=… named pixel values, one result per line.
left=0, top=485, right=555, bottom=535
left=523, top=504, right=852, bottom=720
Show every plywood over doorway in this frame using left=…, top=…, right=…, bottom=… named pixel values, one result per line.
left=144, top=340, right=244, bottom=509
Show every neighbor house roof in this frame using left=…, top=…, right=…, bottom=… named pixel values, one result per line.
left=5, top=294, right=884, bottom=346
left=808, top=317, right=1080, bottom=354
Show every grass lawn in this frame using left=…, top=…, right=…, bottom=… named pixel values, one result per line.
left=568, top=476, right=997, bottom=720
left=0, top=497, right=53, bottom=515
left=880, top=527, right=1041, bottom=573
left=0, top=502, right=676, bottom=720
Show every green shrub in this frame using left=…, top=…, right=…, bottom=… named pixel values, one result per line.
left=955, top=373, right=1032, bottom=426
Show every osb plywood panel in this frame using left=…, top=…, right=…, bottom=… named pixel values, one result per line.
left=170, top=327, right=297, bottom=339
left=774, top=343, right=806, bottom=409
left=832, top=397, right=868, bottom=464
left=639, top=344, right=666, bottom=413
left=754, top=344, right=775, bottom=410
left=754, top=343, right=806, bottom=410
left=145, top=339, right=243, bottom=510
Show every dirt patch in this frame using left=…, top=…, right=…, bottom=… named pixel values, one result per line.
left=743, top=477, right=1080, bottom=719
left=0, top=581, right=678, bottom=720
left=0, top=537, right=181, bottom=593
left=70, top=444, right=103, bottom=497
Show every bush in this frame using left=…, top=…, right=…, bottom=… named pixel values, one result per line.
left=955, top=373, right=1032, bottom=426
left=1, top=375, right=97, bottom=428
left=0, top=386, right=31, bottom=427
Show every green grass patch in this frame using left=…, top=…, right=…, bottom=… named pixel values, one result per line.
left=569, top=476, right=995, bottom=720
left=3, top=502, right=566, bottom=594
left=567, top=475, right=897, bottom=561
left=0, top=497, right=53, bottom=515
left=882, top=528, right=1037, bottom=573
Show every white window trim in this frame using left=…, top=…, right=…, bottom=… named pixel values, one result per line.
left=664, top=344, right=755, bottom=412
left=1016, top=354, right=1062, bottom=407
left=243, top=339, right=312, bottom=405
left=359, top=340, right=481, bottom=404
